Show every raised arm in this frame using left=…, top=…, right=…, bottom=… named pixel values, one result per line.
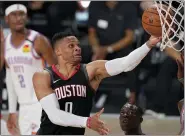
left=87, top=36, right=162, bottom=80
left=32, top=71, right=109, bottom=135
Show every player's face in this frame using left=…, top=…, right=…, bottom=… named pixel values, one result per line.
left=5, top=11, right=27, bottom=32
left=119, top=104, right=142, bottom=131
left=57, top=36, right=82, bottom=64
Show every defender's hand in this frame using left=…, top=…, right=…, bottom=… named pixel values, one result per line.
left=7, top=113, right=19, bottom=135
left=146, top=36, right=162, bottom=48
left=87, top=108, right=110, bottom=135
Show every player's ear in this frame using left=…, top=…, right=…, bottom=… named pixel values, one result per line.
left=140, top=117, right=143, bottom=123
left=54, top=45, right=62, bottom=56
left=54, top=47, right=60, bottom=56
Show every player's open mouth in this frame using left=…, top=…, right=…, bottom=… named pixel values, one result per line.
left=75, top=55, right=81, bottom=58
left=122, top=118, right=129, bottom=123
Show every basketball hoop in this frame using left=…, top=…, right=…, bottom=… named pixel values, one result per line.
left=154, top=1, right=184, bottom=52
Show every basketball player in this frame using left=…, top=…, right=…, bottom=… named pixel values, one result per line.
left=176, top=52, right=184, bottom=135
left=33, top=31, right=161, bottom=135
left=4, top=4, right=56, bottom=135
left=119, top=103, right=144, bottom=135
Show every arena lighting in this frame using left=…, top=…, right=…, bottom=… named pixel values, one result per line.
left=79, top=1, right=91, bottom=9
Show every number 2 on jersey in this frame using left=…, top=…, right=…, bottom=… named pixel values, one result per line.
left=65, top=102, right=73, bottom=113
left=18, top=74, right=26, bottom=88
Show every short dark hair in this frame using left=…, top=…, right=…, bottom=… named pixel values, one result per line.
left=120, top=103, right=144, bottom=116
left=51, top=30, right=76, bottom=49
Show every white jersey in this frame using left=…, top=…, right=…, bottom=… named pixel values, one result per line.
left=5, top=30, right=45, bottom=105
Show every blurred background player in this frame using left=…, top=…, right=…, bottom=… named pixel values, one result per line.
left=88, top=1, right=138, bottom=104
left=119, top=103, right=144, bottom=135
left=4, top=4, right=56, bottom=135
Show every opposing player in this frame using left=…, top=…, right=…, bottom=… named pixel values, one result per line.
left=4, top=4, right=56, bottom=135
left=176, top=52, right=184, bottom=135
left=119, top=103, right=144, bottom=135
left=33, top=31, right=161, bottom=135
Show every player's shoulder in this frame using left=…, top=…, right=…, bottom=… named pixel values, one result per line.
left=33, top=32, right=50, bottom=47
left=4, top=32, right=11, bottom=43
left=33, top=68, right=51, bottom=81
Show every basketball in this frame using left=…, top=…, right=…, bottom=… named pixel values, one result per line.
left=142, top=4, right=172, bottom=37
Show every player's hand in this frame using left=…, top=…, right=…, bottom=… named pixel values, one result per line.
left=87, top=108, right=110, bottom=135
left=146, top=36, right=162, bottom=48
left=7, top=113, right=19, bottom=136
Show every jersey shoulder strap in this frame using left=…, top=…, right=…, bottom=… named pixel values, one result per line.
left=44, top=66, right=54, bottom=85
left=4, top=33, right=11, bottom=48
left=26, top=30, right=39, bottom=43
left=80, top=64, right=95, bottom=92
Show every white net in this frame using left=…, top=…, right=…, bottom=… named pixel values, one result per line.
left=154, top=0, right=184, bottom=51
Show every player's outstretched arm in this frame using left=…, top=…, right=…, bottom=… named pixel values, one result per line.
left=87, top=36, right=162, bottom=79
left=33, top=71, right=109, bottom=135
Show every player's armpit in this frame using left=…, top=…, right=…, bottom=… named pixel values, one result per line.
left=86, top=60, right=110, bottom=81
left=34, top=35, right=57, bottom=66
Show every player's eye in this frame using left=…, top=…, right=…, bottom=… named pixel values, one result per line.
left=11, top=12, right=16, bottom=16
left=19, top=12, right=25, bottom=16
left=69, top=44, right=74, bottom=48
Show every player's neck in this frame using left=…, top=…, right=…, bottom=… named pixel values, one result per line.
left=125, top=126, right=143, bottom=135
left=11, top=28, right=28, bottom=39
left=57, top=60, right=79, bottom=78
